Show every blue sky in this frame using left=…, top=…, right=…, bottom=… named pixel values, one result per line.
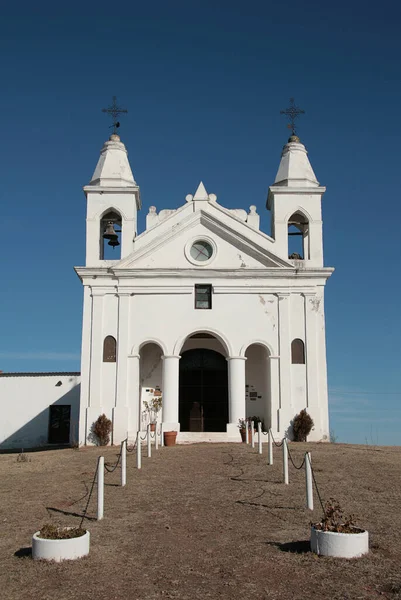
left=0, top=2, right=400, bottom=445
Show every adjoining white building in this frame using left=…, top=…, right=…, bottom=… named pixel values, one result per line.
left=76, top=131, right=333, bottom=445
left=0, top=129, right=333, bottom=450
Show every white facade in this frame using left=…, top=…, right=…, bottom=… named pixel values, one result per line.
left=76, top=132, right=333, bottom=444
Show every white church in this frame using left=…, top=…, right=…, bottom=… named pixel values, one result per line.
left=0, top=128, right=333, bottom=449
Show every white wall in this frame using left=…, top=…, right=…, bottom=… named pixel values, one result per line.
left=0, top=374, right=80, bottom=450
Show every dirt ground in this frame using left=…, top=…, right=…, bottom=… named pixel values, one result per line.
left=0, top=441, right=400, bottom=600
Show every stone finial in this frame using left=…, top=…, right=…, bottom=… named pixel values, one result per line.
left=193, top=181, right=209, bottom=200
left=185, top=194, right=193, bottom=203
left=247, top=205, right=260, bottom=230
left=146, top=206, right=158, bottom=230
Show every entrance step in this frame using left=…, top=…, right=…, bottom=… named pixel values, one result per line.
left=176, top=432, right=240, bottom=444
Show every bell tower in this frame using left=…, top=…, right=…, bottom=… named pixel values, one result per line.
left=83, top=132, right=141, bottom=265
left=267, top=134, right=326, bottom=267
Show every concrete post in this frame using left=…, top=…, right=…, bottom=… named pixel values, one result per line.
left=306, top=452, right=313, bottom=510
left=97, top=456, right=104, bottom=520
left=251, top=421, right=255, bottom=448
left=155, top=420, right=159, bottom=450
left=121, top=440, right=126, bottom=487
left=268, top=429, right=273, bottom=465
left=245, top=424, right=249, bottom=444
left=258, top=422, right=262, bottom=454
left=147, top=424, right=152, bottom=458
left=283, top=439, right=289, bottom=485
left=160, top=422, right=164, bottom=447
left=136, top=431, right=141, bottom=470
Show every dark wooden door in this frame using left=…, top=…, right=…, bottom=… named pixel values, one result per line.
left=48, top=405, right=71, bottom=444
left=179, top=349, right=228, bottom=432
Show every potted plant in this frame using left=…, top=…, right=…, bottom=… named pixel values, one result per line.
left=163, top=431, right=177, bottom=446
left=248, top=416, right=265, bottom=432
left=144, top=395, right=162, bottom=431
left=32, top=523, right=90, bottom=562
left=238, top=418, right=248, bottom=442
left=310, top=499, right=369, bottom=558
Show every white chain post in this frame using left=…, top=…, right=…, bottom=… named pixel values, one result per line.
left=121, top=440, right=126, bottom=487
left=268, top=429, right=273, bottom=465
left=283, top=438, right=289, bottom=484
left=305, top=452, right=313, bottom=510
left=136, top=431, right=141, bottom=470
left=160, top=422, right=164, bottom=447
left=258, top=422, right=262, bottom=454
left=155, top=420, right=159, bottom=450
left=245, top=423, right=249, bottom=444
left=97, top=456, right=104, bottom=520
left=147, top=424, right=152, bottom=458
left=251, top=421, right=255, bottom=448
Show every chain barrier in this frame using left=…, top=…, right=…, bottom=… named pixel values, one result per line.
left=104, top=439, right=125, bottom=473
left=140, top=433, right=147, bottom=441
left=150, top=432, right=156, bottom=439
left=262, top=431, right=269, bottom=436
left=79, top=460, right=99, bottom=528
left=307, top=453, right=325, bottom=514
left=126, top=440, right=137, bottom=453
left=286, top=445, right=306, bottom=470
left=270, top=430, right=284, bottom=447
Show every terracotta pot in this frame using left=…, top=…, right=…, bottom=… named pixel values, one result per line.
left=240, top=428, right=247, bottom=443
left=164, top=431, right=177, bottom=446
left=150, top=423, right=156, bottom=432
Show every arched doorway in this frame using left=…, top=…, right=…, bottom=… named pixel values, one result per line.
left=179, top=349, right=228, bottom=432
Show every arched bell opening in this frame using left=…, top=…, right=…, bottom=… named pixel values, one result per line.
left=179, top=334, right=228, bottom=432
left=100, top=210, right=122, bottom=260
left=245, top=344, right=271, bottom=431
left=288, top=211, right=309, bottom=260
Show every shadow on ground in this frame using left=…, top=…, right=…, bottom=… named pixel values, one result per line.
left=265, top=540, right=311, bottom=554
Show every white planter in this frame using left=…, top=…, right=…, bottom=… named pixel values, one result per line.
left=310, top=526, right=368, bottom=558
left=32, top=530, right=90, bottom=562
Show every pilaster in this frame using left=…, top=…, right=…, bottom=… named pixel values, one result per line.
left=162, top=355, right=181, bottom=431
left=127, top=354, right=140, bottom=434
left=89, top=290, right=104, bottom=408
left=303, top=292, right=319, bottom=408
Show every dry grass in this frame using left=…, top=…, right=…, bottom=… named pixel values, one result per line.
left=0, top=441, right=400, bottom=600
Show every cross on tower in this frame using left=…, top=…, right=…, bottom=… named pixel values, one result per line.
left=280, top=98, right=305, bottom=136
left=102, top=96, right=128, bottom=134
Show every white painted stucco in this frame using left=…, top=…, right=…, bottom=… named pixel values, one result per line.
left=0, top=374, right=80, bottom=449
left=75, top=132, right=333, bottom=445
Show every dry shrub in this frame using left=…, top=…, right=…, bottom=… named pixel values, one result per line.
left=292, top=409, right=314, bottom=441
left=92, top=414, right=112, bottom=446
left=38, top=524, right=86, bottom=540
left=314, top=499, right=361, bottom=534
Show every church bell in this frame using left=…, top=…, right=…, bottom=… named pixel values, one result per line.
left=103, top=221, right=120, bottom=248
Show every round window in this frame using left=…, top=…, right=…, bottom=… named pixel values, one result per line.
left=190, top=240, right=214, bottom=262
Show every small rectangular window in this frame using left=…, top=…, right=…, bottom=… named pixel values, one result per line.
left=195, top=284, right=212, bottom=309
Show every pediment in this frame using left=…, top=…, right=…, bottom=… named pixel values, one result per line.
left=115, top=210, right=293, bottom=271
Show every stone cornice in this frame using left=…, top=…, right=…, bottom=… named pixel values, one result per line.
left=75, top=266, right=334, bottom=286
